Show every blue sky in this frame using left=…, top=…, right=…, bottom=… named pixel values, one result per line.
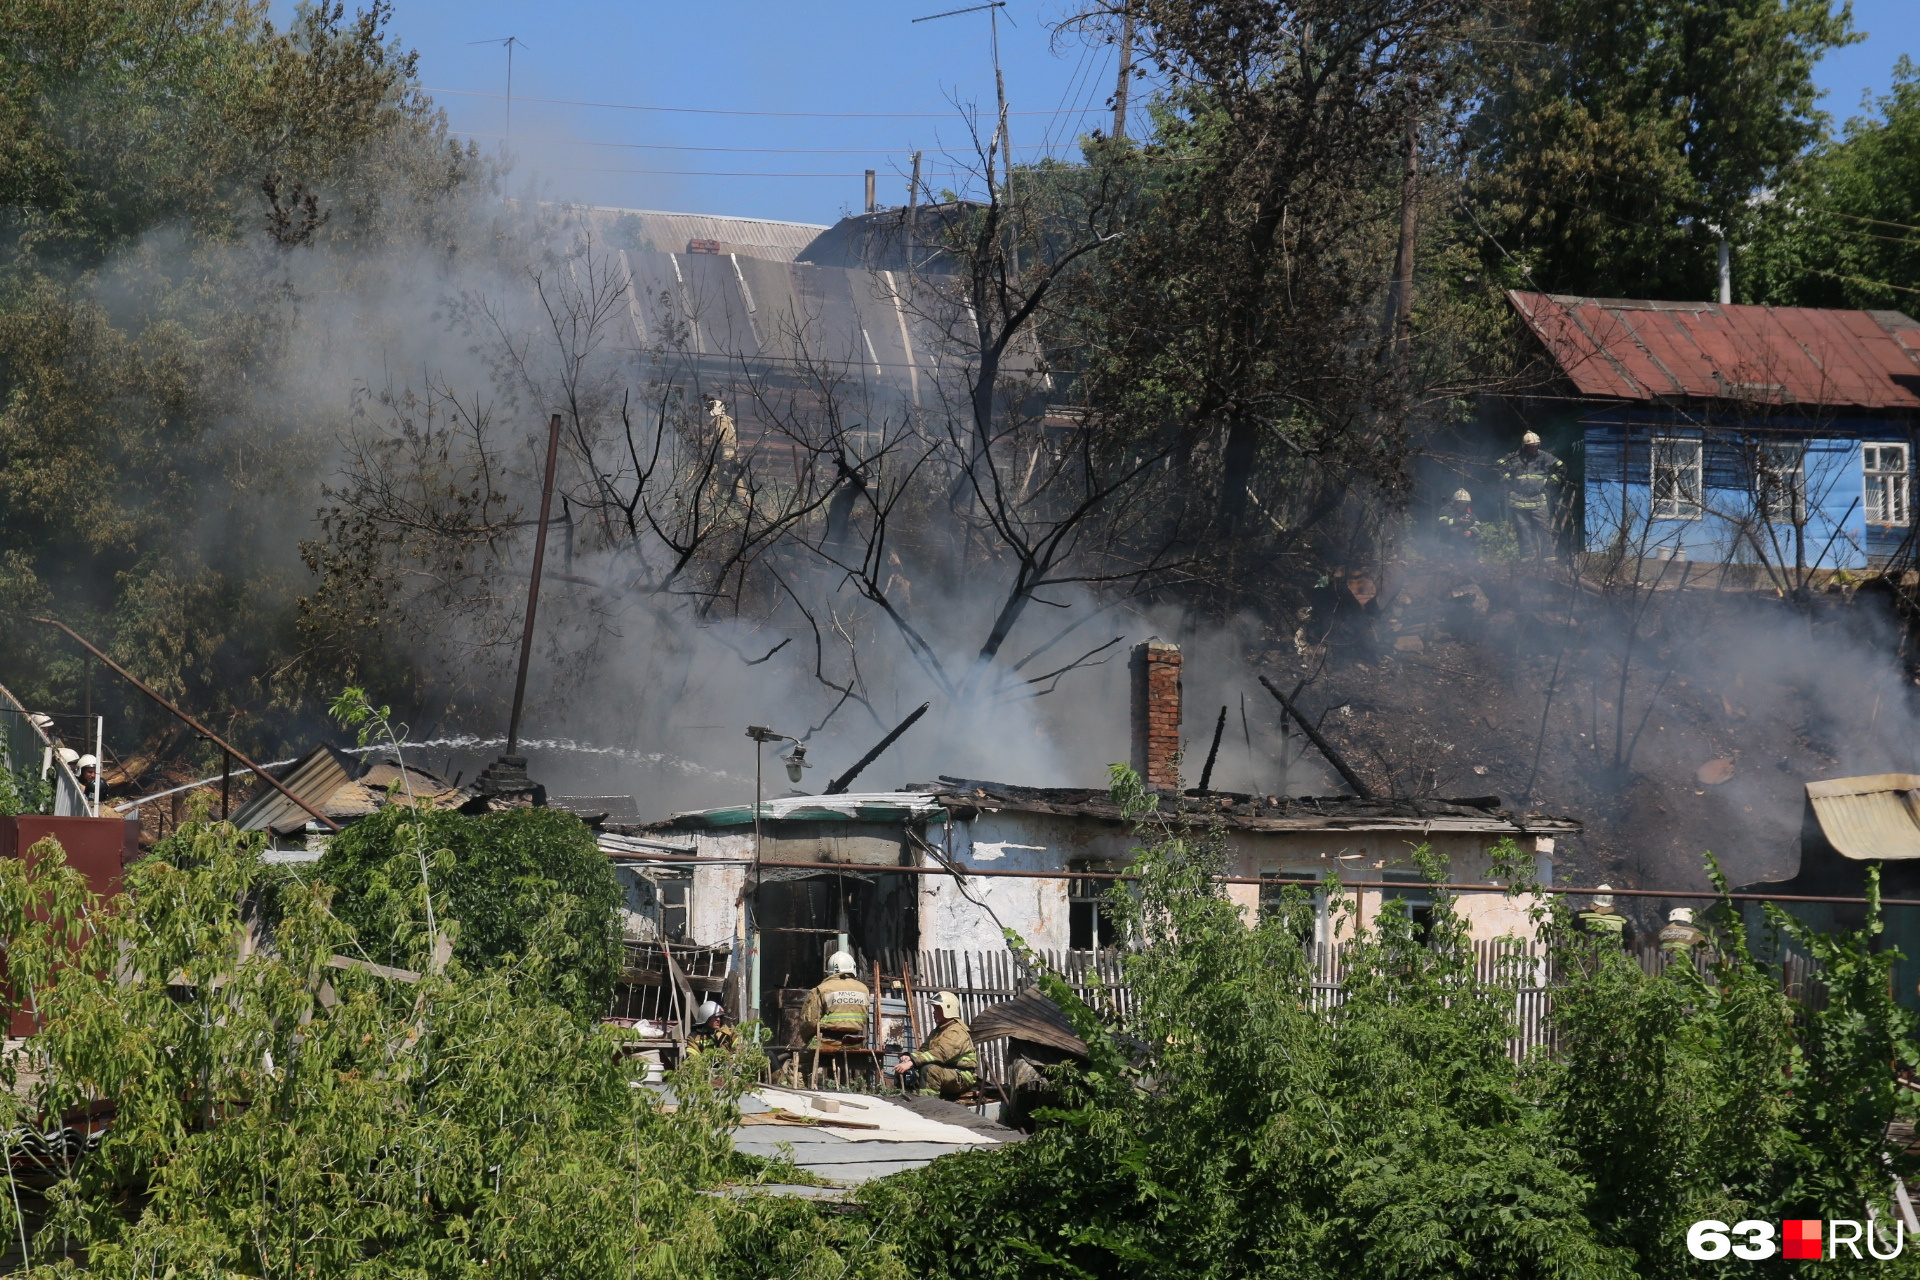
left=294, top=0, right=1917, bottom=228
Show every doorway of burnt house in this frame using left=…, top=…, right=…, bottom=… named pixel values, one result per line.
left=757, top=872, right=918, bottom=1040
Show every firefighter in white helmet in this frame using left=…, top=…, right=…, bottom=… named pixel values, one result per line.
left=1577, top=885, right=1632, bottom=946
left=892, top=989, right=978, bottom=1099
left=802, top=950, right=871, bottom=1045
left=689, top=997, right=736, bottom=1052
left=1659, top=907, right=1707, bottom=953
left=1437, top=487, right=1477, bottom=556
left=1496, top=430, right=1566, bottom=566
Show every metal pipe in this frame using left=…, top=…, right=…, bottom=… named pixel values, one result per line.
left=507, top=413, right=564, bottom=758
left=25, top=616, right=339, bottom=831
left=596, top=850, right=1918, bottom=908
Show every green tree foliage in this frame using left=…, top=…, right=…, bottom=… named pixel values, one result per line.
left=867, top=767, right=1920, bottom=1278
left=0, top=823, right=902, bottom=1278
left=0, top=0, right=485, bottom=763
left=1466, top=0, right=1855, bottom=299
left=318, top=804, right=624, bottom=1018
left=1742, top=57, right=1920, bottom=306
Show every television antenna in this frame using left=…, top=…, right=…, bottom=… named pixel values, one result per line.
left=912, top=2, right=1012, bottom=197
left=469, top=36, right=530, bottom=144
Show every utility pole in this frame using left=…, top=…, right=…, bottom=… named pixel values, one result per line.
left=507, top=413, right=563, bottom=760
left=992, top=6, right=1012, bottom=201
left=908, top=150, right=923, bottom=270
left=1112, top=5, right=1135, bottom=141
left=1383, top=113, right=1418, bottom=364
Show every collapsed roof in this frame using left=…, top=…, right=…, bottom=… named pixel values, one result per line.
left=919, top=777, right=1581, bottom=836
left=634, top=778, right=1578, bottom=838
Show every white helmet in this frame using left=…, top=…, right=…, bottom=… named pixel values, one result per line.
left=1452, top=489, right=1472, bottom=503
left=934, top=990, right=962, bottom=1019
left=1521, top=431, right=1542, bottom=445
left=55, top=747, right=79, bottom=765
left=827, top=950, right=857, bottom=977
left=694, top=999, right=723, bottom=1024
left=77, top=754, right=98, bottom=770
left=1668, top=907, right=1694, bottom=925
left=1592, top=884, right=1615, bottom=910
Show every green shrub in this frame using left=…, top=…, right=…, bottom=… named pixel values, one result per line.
left=319, top=804, right=623, bottom=1017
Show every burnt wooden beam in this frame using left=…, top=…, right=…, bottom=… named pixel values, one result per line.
left=1258, top=676, right=1374, bottom=800
left=826, top=702, right=931, bottom=795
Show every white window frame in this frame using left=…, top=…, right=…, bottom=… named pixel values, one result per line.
left=1259, top=870, right=1329, bottom=946
left=1864, top=442, right=1911, bottom=526
left=1651, top=436, right=1703, bottom=520
left=1752, top=441, right=1806, bottom=526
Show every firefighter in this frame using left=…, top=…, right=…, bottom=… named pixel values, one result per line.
left=892, top=990, right=977, bottom=1099
left=1659, top=907, right=1708, bottom=953
left=1497, top=431, right=1566, bottom=565
left=1437, top=488, right=1477, bottom=550
left=75, top=754, right=98, bottom=793
left=689, top=998, right=737, bottom=1052
left=802, top=951, right=872, bottom=1045
left=1577, top=885, right=1633, bottom=946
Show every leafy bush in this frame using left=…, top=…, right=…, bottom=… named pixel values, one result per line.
left=0, top=822, right=903, bottom=1278
left=318, top=803, right=624, bottom=1018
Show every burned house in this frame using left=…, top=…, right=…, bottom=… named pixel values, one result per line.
left=1509, top=292, right=1920, bottom=568
left=609, top=641, right=1578, bottom=1027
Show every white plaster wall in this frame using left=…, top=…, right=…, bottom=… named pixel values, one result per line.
left=920, top=816, right=1075, bottom=951
left=1454, top=892, right=1546, bottom=941
left=1225, top=882, right=1260, bottom=929
left=686, top=831, right=751, bottom=947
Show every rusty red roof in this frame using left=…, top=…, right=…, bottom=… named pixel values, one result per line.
left=1509, top=291, right=1920, bottom=412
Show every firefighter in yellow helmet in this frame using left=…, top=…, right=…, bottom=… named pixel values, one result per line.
left=801, top=951, right=871, bottom=1045
left=1496, top=431, right=1566, bottom=565
left=892, top=989, right=978, bottom=1099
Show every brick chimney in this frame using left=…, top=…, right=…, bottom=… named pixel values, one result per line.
left=1130, top=639, right=1182, bottom=791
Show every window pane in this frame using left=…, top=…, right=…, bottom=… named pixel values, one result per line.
left=1651, top=438, right=1702, bottom=519
left=1865, top=444, right=1911, bottom=526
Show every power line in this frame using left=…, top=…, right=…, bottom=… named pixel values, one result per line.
left=1804, top=207, right=1920, bottom=235
left=1791, top=264, right=1920, bottom=296
left=425, top=85, right=1109, bottom=119
left=446, top=129, right=1090, bottom=157
left=508, top=161, right=986, bottom=180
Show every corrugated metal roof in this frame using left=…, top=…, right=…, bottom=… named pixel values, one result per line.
left=230, top=744, right=354, bottom=836
left=586, top=206, right=828, bottom=263
left=1806, top=774, right=1920, bottom=861
left=1510, top=291, right=1920, bottom=411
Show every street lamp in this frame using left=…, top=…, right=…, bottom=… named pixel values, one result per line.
left=743, top=726, right=809, bottom=1029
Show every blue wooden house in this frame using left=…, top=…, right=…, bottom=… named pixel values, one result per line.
left=1509, top=293, right=1920, bottom=569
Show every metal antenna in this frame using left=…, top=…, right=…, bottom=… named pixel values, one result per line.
left=912, top=2, right=1012, bottom=198
left=469, top=36, right=529, bottom=144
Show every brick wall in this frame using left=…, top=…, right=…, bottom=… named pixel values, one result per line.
left=1129, top=639, right=1183, bottom=791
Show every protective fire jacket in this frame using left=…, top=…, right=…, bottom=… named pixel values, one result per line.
left=911, top=1018, right=978, bottom=1079
left=802, top=975, right=871, bottom=1038
left=1497, top=450, right=1565, bottom=510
